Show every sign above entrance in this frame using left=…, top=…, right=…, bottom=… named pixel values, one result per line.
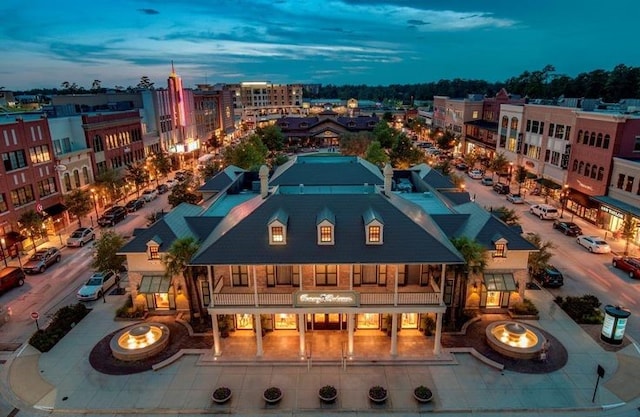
left=294, top=291, right=360, bottom=307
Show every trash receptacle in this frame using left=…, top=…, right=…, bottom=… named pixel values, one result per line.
left=601, top=305, right=630, bottom=345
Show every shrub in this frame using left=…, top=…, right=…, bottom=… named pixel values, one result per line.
left=414, top=385, right=433, bottom=400
left=115, top=295, right=145, bottom=319
left=29, top=304, right=90, bottom=352
left=264, top=387, right=282, bottom=401
left=212, top=387, right=231, bottom=401
left=510, top=298, right=539, bottom=315
left=557, top=294, right=604, bottom=324
left=319, top=385, right=337, bottom=398
left=369, top=385, right=387, bottom=400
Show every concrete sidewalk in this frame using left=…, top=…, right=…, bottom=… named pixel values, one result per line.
left=2, top=287, right=640, bottom=416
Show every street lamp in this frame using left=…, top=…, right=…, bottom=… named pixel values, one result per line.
left=560, top=184, right=569, bottom=218
left=91, top=188, right=99, bottom=219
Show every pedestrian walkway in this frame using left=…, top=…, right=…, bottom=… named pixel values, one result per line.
left=2, top=287, right=640, bottom=416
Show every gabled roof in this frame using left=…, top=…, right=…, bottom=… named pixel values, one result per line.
left=439, top=191, right=472, bottom=206
left=269, top=155, right=383, bottom=187
left=199, top=165, right=244, bottom=192
left=191, top=193, right=464, bottom=265
left=412, top=163, right=455, bottom=189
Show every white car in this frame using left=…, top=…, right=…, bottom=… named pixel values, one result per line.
left=166, top=179, right=179, bottom=189
left=76, top=270, right=119, bottom=301
left=66, top=227, right=95, bottom=247
left=506, top=193, right=524, bottom=204
left=141, top=189, right=158, bottom=202
left=468, top=169, right=483, bottom=179
left=576, top=235, right=611, bottom=254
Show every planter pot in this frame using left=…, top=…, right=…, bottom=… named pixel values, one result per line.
left=319, top=392, right=337, bottom=404
left=263, top=388, right=283, bottom=404
left=368, top=393, right=388, bottom=403
left=368, top=386, right=388, bottom=404
left=413, top=386, right=433, bottom=403
left=212, top=388, right=232, bottom=404
left=413, top=393, right=433, bottom=403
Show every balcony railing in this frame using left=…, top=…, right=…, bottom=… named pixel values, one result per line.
left=211, top=291, right=440, bottom=307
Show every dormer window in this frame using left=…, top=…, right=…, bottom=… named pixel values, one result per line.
left=146, top=235, right=163, bottom=260
left=492, top=235, right=508, bottom=258
left=363, top=208, right=384, bottom=245
left=316, top=207, right=335, bottom=245
left=269, top=209, right=288, bottom=245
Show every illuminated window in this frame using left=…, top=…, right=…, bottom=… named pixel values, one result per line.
left=268, top=210, right=288, bottom=245
left=369, top=226, right=381, bottom=242
left=272, top=226, right=283, bottom=242
left=320, top=226, right=332, bottom=242
left=149, top=245, right=160, bottom=260
left=494, top=243, right=506, bottom=258
left=317, top=208, right=335, bottom=245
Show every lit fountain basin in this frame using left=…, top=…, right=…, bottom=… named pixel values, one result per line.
left=109, top=323, right=170, bottom=361
left=485, top=321, right=546, bottom=360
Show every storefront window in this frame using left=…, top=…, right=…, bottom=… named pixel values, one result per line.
left=356, top=313, right=379, bottom=329
left=275, top=313, right=297, bottom=329
left=401, top=313, right=418, bottom=329
left=236, top=314, right=253, bottom=330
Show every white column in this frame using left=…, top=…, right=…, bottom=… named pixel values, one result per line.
left=255, top=313, right=264, bottom=357
left=253, top=266, right=259, bottom=306
left=394, top=267, right=399, bottom=306
left=298, top=313, right=306, bottom=357
left=390, top=313, right=398, bottom=356
left=347, top=313, right=354, bottom=356
left=434, top=312, right=443, bottom=355
left=212, top=314, right=221, bottom=356
left=207, top=266, right=214, bottom=308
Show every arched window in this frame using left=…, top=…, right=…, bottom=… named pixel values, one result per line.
left=597, top=167, right=604, bottom=181
left=596, top=133, right=603, bottom=147
left=590, top=165, right=597, bottom=179
left=603, top=134, right=610, bottom=149
left=583, top=131, right=589, bottom=144
left=578, top=161, right=584, bottom=174
left=82, top=166, right=90, bottom=184
left=63, top=172, right=72, bottom=192
left=589, top=132, right=596, bottom=146
left=585, top=163, right=591, bottom=175
left=73, top=169, right=81, bottom=187
left=510, top=117, right=518, bottom=130
left=501, top=116, right=509, bottom=128
left=572, top=160, right=578, bottom=171
left=577, top=130, right=584, bottom=143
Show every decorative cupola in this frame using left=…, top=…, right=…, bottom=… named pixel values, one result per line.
left=316, top=207, right=335, bottom=245
left=268, top=209, right=288, bottom=245
left=363, top=208, right=384, bottom=245
left=491, top=234, right=508, bottom=258
left=146, top=235, right=163, bottom=260
left=383, top=163, right=393, bottom=195
left=259, top=165, right=269, bottom=198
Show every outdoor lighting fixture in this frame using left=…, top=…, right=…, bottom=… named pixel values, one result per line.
left=177, top=285, right=183, bottom=295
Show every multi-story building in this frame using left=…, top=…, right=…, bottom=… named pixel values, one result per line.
left=48, top=116, right=94, bottom=194
left=228, top=82, right=304, bottom=128
left=119, top=155, right=536, bottom=361
left=433, top=95, right=483, bottom=151
left=193, top=84, right=235, bottom=149
left=0, top=114, right=64, bottom=253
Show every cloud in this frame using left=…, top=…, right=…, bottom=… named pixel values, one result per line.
left=407, top=19, right=430, bottom=26
left=137, top=8, right=159, bottom=15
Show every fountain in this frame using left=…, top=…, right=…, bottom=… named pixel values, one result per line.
left=485, top=321, right=546, bottom=360
left=109, top=323, right=170, bottom=361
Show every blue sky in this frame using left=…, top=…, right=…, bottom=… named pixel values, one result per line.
left=1, top=0, right=639, bottom=90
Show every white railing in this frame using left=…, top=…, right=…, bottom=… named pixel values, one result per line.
left=212, top=291, right=439, bottom=306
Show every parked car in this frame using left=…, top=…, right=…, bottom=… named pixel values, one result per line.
left=552, top=220, right=582, bottom=237
left=166, top=179, right=179, bottom=189
left=612, top=256, right=640, bottom=279
left=97, top=206, right=127, bottom=227
left=531, top=265, right=564, bottom=288
left=481, top=177, right=494, bottom=186
left=468, top=169, right=483, bottom=179
left=23, top=247, right=61, bottom=274
left=66, top=227, right=95, bottom=247
left=493, top=183, right=510, bottom=194
left=125, top=198, right=145, bottom=213
left=76, top=270, right=119, bottom=301
left=455, top=163, right=469, bottom=171
left=156, top=184, right=169, bottom=194
left=0, top=267, right=25, bottom=294
left=506, top=193, right=524, bottom=204
left=576, top=235, right=611, bottom=254
left=141, top=189, right=158, bottom=202
left=530, top=204, right=559, bottom=220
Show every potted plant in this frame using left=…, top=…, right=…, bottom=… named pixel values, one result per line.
left=211, top=386, right=232, bottom=404
left=263, top=386, right=283, bottom=404
left=413, top=385, right=433, bottom=403
left=318, top=385, right=338, bottom=403
left=368, top=385, right=388, bottom=403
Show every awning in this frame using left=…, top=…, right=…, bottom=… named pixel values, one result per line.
left=568, top=190, right=599, bottom=208
left=525, top=172, right=538, bottom=179
left=591, top=195, right=640, bottom=219
left=2, top=231, right=26, bottom=246
left=483, top=273, right=517, bottom=292
left=43, top=203, right=67, bottom=217
left=139, top=276, right=171, bottom=293
left=535, top=177, right=562, bottom=190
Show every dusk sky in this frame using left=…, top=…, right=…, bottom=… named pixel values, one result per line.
left=2, top=0, right=639, bottom=90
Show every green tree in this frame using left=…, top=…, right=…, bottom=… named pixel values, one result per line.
left=390, top=133, right=423, bottom=168
left=436, top=131, right=456, bottom=151
left=341, top=132, right=372, bottom=156
left=525, top=233, right=555, bottom=277
left=91, top=80, right=102, bottom=91
left=490, top=206, right=520, bottom=226
left=18, top=210, right=46, bottom=254
left=256, top=125, right=284, bottom=152
left=489, top=152, right=509, bottom=179
left=137, top=76, right=155, bottom=90
left=163, top=237, right=202, bottom=319
left=125, top=162, right=149, bottom=196
left=168, top=182, right=201, bottom=208
left=95, top=169, right=124, bottom=205
left=382, top=111, right=393, bottom=122
left=434, top=159, right=453, bottom=176
left=222, top=135, right=268, bottom=170
left=150, top=152, right=172, bottom=182
left=450, top=236, right=488, bottom=325
left=620, top=214, right=637, bottom=256
left=201, top=163, right=219, bottom=181
left=64, top=189, right=93, bottom=227
left=364, top=140, right=389, bottom=166
left=515, top=165, right=528, bottom=194
left=372, top=121, right=397, bottom=149
left=91, top=231, right=126, bottom=274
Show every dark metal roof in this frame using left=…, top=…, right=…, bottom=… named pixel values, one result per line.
left=119, top=221, right=176, bottom=253
left=191, top=193, right=464, bottom=265
left=200, top=165, right=244, bottom=192
left=269, top=156, right=383, bottom=186
left=421, top=169, right=455, bottom=189
left=440, top=191, right=472, bottom=206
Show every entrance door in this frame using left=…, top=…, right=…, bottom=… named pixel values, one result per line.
left=310, top=313, right=344, bottom=330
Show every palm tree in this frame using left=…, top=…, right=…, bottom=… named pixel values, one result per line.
left=162, top=237, right=202, bottom=319
left=450, top=236, right=488, bottom=326
left=525, top=233, right=554, bottom=278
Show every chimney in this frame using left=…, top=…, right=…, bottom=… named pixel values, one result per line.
left=259, top=165, right=269, bottom=198
left=383, top=164, right=393, bottom=195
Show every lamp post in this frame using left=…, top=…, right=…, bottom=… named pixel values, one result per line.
left=0, top=238, right=7, bottom=268
left=508, top=162, right=514, bottom=185
left=91, top=188, right=99, bottom=219
left=560, top=184, right=569, bottom=218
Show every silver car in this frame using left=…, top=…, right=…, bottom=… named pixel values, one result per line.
left=23, top=247, right=62, bottom=274
left=66, top=227, right=95, bottom=247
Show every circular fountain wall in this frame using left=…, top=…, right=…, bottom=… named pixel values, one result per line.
left=109, top=323, right=170, bottom=361
left=485, top=321, right=546, bottom=360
